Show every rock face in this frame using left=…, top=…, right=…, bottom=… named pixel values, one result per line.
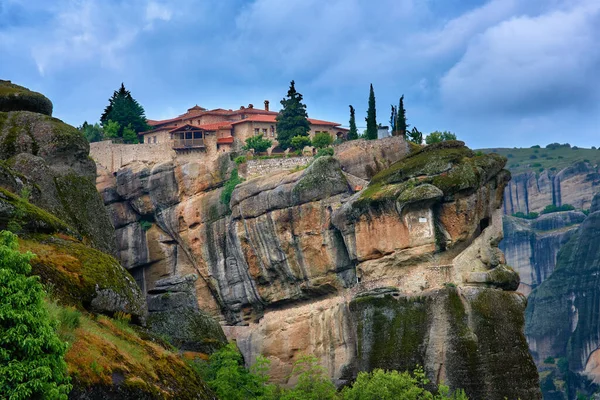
left=500, top=211, right=585, bottom=296
left=526, top=193, right=600, bottom=398
left=503, top=163, right=600, bottom=215
left=100, top=139, right=541, bottom=399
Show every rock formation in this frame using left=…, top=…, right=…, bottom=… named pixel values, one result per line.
left=0, top=80, right=219, bottom=399
left=99, top=138, right=541, bottom=399
left=526, top=193, right=600, bottom=398
left=503, top=163, right=600, bottom=215
left=500, top=211, right=585, bottom=296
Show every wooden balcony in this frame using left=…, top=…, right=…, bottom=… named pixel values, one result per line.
left=172, top=138, right=205, bottom=150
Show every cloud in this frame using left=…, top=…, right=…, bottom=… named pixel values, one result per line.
left=145, top=1, right=172, bottom=29
left=439, top=0, right=600, bottom=116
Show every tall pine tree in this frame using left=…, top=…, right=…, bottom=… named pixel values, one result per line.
left=365, top=84, right=377, bottom=140
left=276, top=80, right=311, bottom=150
left=348, top=105, right=358, bottom=140
left=396, top=95, right=408, bottom=137
left=100, top=83, right=149, bottom=143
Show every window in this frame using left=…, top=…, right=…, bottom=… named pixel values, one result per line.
left=254, top=128, right=260, bottom=135
left=270, top=125, right=275, bottom=137
left=262, top=128, right=267, bottom=135
left=153, top=136, right=157, bottom=143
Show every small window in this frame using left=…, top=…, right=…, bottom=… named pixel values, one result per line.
left=153, top=136, right=157, bottom=143
left=262, top=128, right=267, bottom=135
left=254, top=128, right=259, bottom=135
left=270, top=125, right=275, bottom=137
left=193, top=131, right=202, bottom=139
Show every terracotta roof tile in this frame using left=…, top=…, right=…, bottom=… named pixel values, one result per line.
left=197, top=122, right=233, bottom=131
left=217, top=137, right=235, bottom=144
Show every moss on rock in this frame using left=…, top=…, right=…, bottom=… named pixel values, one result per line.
left=20, top=234, right=145, bottom=321
left=291, top=156, right=349, bottom=204
left=0, top=80, right=53, bottom=116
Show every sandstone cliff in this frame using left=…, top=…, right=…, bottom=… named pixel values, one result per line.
left=500, top=211, right=585, bottom=296
left=503, top=163, right=600, bottom=215
left=526, top=193, right=600, bottom=398
left=99, top=138, right=541, bottom=399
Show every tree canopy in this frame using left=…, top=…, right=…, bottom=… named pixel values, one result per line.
left=312, top=132, right=333, bottom=149
left=100, top=83, right=149, bottom=143
left=78, top=121, right=104, bottom=143
left=0, top=231, right=71, bottom=399
left=396, top=95, right=408, bottom=137
left=365, top=84, right=377, bottom=140
left=407, top=127, right=423, bottom=145
left=243, top=134, right=273, bottom=153
left=276, top=80, right=311, bottom=150
left=425, top=131, right=457, bottom=144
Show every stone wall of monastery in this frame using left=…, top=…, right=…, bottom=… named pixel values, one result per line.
left=90, top=140, right=175, bottom=173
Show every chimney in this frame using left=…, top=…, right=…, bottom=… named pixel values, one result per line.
left=248, top=104, right=254, bottom=109
left=240, top=105, right=245, bottom=110
left=264, top=100, right=269, bottom=111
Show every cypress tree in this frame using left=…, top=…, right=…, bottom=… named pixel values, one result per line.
left=397, top=95, right=409, bottom=137
left=276, top=80, right=311, bottom=150
left=365, top=84, right=377, bottom=140
left=390, top=105, right=397, bottom=134
left=348, top=105, right=358, bottom=140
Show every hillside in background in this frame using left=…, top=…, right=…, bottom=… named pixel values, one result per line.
left=480, top=145, right=600, bottom=176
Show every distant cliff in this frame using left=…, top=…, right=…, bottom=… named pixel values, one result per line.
left=98, top=139, right=542, bottom=399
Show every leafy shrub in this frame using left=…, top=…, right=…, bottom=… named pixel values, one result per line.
left=139, top=220, right=153, bottom=231
left=315, top=147, right=334, bottom=159
left=234, top=156, right=247, bottom=165
left=220, top=168, right=244, bottom=207
left=539, top=168, right=544, bottom=172
left=544, top=356, right=556, bottom=364
left=291, top=135, right=312, bottom=151
left=531, top=145, right=541, bottom=148
left=531, top=163, right=542, bottom=167
left=529, top=155, right=538, bottom=159
left=513, top=212, right=539, bottom=220
left=546, top=143, right=571, bottom=150
left=541, top=204, right=576, bottom=215
left=534, top=149, right=539, bottom=153
left=425, top=131, right=457, bottom=144
left=243, top=134, right=272, bottom=153
left=0, top=231, right=71, bottom=399
left=312, top=132, right=334, bottom=149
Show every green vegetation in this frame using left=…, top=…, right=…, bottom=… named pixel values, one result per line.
left=196, top=343, right=469, bottom=399
left=315, top=147, right=334, bottom=158
left=244, top=134, right=273, bottom=153
left=543, top=356, right=556, bottom=364
left=220, top=168, right=244, bottom=207
left=425, top=131, right=457, bottom=144
left=312, top=132, right=333, bottom=148
left=541, top=204, right=575, bottom=215
left=100, top=83, right=149, bottom=142
left=512, top=211, right=539, bottom=219
left=0, top=80, right=53, bottom=116
left=390, top=95, right=408, bottom=137
left=407, top=127, right=423, bottom=145
left=348, top=105, right=359, bottom=140
left=276, top=80, right=311, bottom=150
left=0, top=231, right=71, bottom=399
left=291, top=135, right=312, bottom=151
left=480, top=145, right=600, bottom=174
left=234, top=155, right=247, bottom=165
left=77, top=121, right=104, bottom=143
left=365, top=84, right=377, bottom=140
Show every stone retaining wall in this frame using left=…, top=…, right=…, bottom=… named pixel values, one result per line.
left=244, top=156, right=312, bottom=177
left=90, top=140, right=175, bottom=173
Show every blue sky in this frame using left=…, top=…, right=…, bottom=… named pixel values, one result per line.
left=0, top=0, right=598, bottom=148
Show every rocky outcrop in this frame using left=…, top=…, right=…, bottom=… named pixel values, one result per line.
left=527, top=194, right=600, bottom=382
left=500, top=211, right=585, bottom=296
left=0, top=80, right=53, bottom=116
left=100, top=139, right=541, bottom=399
left=503, top=163, right=600, bottom=215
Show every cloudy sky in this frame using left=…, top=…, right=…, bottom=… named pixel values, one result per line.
left=0, top=0, right=598, bottom=148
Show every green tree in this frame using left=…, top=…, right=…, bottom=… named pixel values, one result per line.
left=312, top=132, right=333, bottom=149
left=0, top=231, right=71, bottom=399
left=407, top=127, right=423, bottom=145
left=390, top=105, right=397, bottom=134
left=291, top=135, right=312, bottom=151
left=100, top=83, right=149, bottom=139
left=122, top=123, right=139, bottom=144
left=201, top=342, right=277, bottom=400
left=103, top=120, right=121, bottom=139
left=276, top=80, right=311, bottom=150
left=243, top=134, right=273, bottom=153
left=396, top=95, right=408, bottom=137
left=78, top=121, right=104, bottom=143
left=348, top=105, right=359, bottom=140
left=425, top=131, right=457, bottom=144
left=365, top=84, right=377, bottom=140
left=342, top=368, right=467, bottom=400
left=280, top=355, right=338, bottom=400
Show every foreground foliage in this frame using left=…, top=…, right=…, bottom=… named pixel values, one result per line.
left=197, top=342, right=469, bottom=400
left=0, top=231, right=71, bottom=399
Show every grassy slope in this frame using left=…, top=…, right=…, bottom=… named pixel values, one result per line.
left=479, top=146, right=600, bottom=175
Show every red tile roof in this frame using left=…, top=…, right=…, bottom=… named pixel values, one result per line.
left=169, top=124, right=203, bottom=133
left=197, top=122, right=233, bottom=131
left=308, top=118, right=341, bottom=126
left=217, top=137, right=235, bottom=144
left=140, top=125, right=177, bottom=135
left=230, top=115, right=277, bottom=125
